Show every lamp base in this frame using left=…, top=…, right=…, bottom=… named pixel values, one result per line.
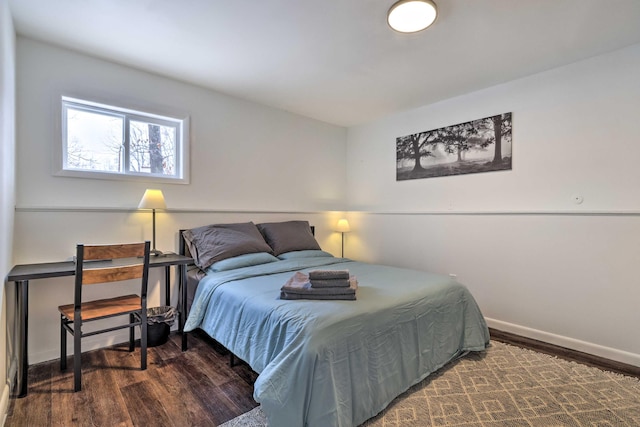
left=150, top=249, right=164, bottom=257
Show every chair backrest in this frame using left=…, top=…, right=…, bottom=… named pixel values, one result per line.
left=74, top=242, right=151, bottom=313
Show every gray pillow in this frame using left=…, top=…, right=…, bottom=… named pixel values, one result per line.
left=257, top=221, right=321, bottom=256
left=210, top=252, right=279, bottom=272
left=277, top=250, right=334, bottom=260
left=182, top=222, right=273, bottom=269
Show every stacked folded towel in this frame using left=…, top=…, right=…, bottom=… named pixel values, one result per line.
left=309, top=269, right=350, bottom=288
left=281, top=271, right=357, bottom=301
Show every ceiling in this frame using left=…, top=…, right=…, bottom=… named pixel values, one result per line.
left=8, top=0, right=640, bottom=127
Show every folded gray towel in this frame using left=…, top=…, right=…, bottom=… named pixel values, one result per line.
left=280, top=272, right=358, bottom=300
left=280, top=292, right=356, bottom=301
left=310, top=278, right=350, bottom=288
left=308, top=270, right=349, bottom=280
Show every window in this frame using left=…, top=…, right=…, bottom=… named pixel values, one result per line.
left=58, top=96, right=189, bottom=183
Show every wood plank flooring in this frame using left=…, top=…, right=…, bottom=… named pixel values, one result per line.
left=489, top=328, right=640, bottom=378
left=8, top=328, right=639, bottom=426
left=5, top=331, right=259, bottom=427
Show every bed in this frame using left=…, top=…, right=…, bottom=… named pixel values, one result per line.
left=180, top=220, right=489, bottom=427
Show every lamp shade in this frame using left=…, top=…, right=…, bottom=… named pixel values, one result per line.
left=138, top=189, right=166, bottom=209
left=388, top=0, right=437, bottom=33
left=335, top=219, right=351, bottom=233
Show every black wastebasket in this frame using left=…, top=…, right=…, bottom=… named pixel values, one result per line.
left=146, top=306, right=177, bottom=347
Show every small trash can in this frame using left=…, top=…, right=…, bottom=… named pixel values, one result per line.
left=146, top=306, right=177, bottom=347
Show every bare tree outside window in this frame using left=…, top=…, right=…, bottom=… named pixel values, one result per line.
left=65, top=108, right=123, bottom=172
left=129, top=121, right=176, bottom=175
left=61, top=96, right=186, bottom=182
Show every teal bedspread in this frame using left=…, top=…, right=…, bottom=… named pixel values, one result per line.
left=185, top=257, right=490, bottom=427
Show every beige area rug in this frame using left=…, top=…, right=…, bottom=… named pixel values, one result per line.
left=220, top=341, right=640, bottom=426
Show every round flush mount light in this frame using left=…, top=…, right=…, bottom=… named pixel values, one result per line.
left=387, top=0, right=438, bottom=33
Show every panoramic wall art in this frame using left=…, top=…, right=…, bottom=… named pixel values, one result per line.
left=396, top=112, right=512, bottom=181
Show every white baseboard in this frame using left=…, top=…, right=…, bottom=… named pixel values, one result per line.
left=0, top=358, right=16, bottom=426
left=485, top=317, right=640, bottom=367
left=0, top=381, right=11, bottom=426
left=30, top=325, right=179, bottom=365
left=32, top=330, right=134, bottom=364
left=0, top=383, right=9, bottom=427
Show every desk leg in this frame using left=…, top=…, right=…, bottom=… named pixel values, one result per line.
left=16, top=280, right=28, bottom=398
left=180, top=264, right=188, bottom=351
left=164, top=266, right=171, bottom=307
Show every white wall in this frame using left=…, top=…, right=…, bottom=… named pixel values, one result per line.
left=14, top=37, right=347, bottom=364
left=346, top=43, right=640, bottom=366
left=0, top=0, right=16, bottom=417
left=16, top=37, right=346, bottom=212
left=11, top=29, right=640, bottom=376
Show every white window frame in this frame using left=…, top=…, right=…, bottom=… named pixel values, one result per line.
left=55, top=95, right=190, bottom=184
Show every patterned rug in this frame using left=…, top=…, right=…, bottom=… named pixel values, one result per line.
left=220, top=341, right=640, bottom=426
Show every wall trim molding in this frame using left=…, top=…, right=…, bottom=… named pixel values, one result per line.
left=490, top=328, right=640, bottom=378
left=358, top=210, right=640, bottom=216
left=0, top=383, right=9, bottom=427
left=1, top=358, right=16, bottom=423
left=15, top=206, right=640, bottom=216
left=485, top=317, right=640, bottom=368
left=14, top=206, right=330, bottom=214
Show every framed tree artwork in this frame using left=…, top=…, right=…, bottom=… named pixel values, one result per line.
left=396, top=112, right=512, bottom=181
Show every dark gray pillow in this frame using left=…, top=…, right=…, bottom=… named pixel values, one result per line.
left=257, top=221, right=321, bottom=256
left=182, top=222, right=273, bottom=270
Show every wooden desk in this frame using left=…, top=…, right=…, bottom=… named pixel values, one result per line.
left=7, top=253, right=193, bottom=398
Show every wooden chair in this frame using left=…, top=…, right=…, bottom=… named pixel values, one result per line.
left=59, top=241, right=151, bottom=392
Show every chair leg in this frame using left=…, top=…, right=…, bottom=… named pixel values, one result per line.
left=60, top=316, right=67, bottom=371
left=73, top=320, right=82, bottom=392
left=129, top=314, right=135, bottom=352
left=140, top=312, right=147, bottom=371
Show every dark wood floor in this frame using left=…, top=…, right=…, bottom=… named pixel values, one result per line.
left=5, top=331, right=259, bottom=427
left=489, top=328, right=640, bottom=378
left=8, top=329, right=639, bottom=426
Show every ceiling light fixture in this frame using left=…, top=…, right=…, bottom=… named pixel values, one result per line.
left=387, top=0, right=438, bottom=33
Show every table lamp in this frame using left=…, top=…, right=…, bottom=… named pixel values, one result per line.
left=138, top=189, right=166, bottom=256
left=335, top=219, right=351, bottom=258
